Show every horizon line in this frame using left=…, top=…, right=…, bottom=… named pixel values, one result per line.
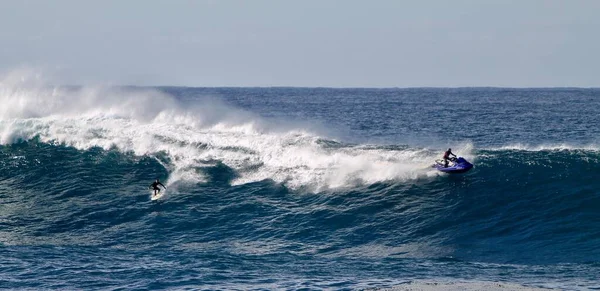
left=62, top=84, right=600, bottom=90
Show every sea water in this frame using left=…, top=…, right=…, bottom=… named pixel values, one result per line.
left=0, top=80, right=599, bottom=290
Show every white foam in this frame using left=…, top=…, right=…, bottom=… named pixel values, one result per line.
left=491, top=143, right=600, bottom=152
left=0, top=71, right=466, bottom=190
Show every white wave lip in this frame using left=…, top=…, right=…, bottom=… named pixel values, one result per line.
left=0, top=72, right=459, bottom=190
left=492, top=143, right=600, bottom=152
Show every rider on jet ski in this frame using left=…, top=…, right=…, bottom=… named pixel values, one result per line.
left=443, top=148, right=457, bottom=168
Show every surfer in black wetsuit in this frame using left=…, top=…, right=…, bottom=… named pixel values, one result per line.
left=443, top=148, right=456, bottom=168
left=150, top=179, right=166, bottom=196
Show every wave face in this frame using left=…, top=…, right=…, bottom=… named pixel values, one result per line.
left=1, top=77, right=599, bottom=290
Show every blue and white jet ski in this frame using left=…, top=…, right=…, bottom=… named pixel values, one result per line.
left=432, top=156, right=473, bottom=173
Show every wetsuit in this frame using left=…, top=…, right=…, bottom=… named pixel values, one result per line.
left=150, top=181, right=165, bottom=194
left=443, top=150, right=456, bottom=167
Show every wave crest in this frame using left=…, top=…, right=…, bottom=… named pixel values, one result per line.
left=0, top=72, right=450, bottom=190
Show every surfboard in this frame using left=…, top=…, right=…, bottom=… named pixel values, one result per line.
left=150, top=190, right=165, bottom=201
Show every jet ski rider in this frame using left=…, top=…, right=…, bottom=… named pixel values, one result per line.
left=443, top=148, right=457, bottom=168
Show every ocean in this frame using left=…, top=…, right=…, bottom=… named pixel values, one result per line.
left=0, top=84, right=599, bottom=290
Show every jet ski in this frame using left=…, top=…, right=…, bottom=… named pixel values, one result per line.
left=432, top=156, right=473, bottom=173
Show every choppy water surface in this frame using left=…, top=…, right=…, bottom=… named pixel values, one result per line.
left=0, top=83, right=599, bottom=290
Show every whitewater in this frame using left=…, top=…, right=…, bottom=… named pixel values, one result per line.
left=0, top=73, right=599, bottom=290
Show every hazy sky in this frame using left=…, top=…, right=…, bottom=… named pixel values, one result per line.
left=1, top=0, right=599, bottom=87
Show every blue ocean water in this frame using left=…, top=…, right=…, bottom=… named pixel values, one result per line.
left=0, top=85, right=599, bottom=290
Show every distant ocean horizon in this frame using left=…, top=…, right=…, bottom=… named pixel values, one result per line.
left=155, top=85, right=600, bottom=89
left=0, top=83, right=598, bottom=289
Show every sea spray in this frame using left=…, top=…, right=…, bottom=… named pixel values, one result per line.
left=0, top=73, right=443, bottom=190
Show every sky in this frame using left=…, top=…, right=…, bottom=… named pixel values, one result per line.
left=1, top=0, right=599, bottom=87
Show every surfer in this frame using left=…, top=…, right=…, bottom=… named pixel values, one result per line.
left=443, top=148, right=456, bottom=168
left=149, top=179, right=166, bottom=196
